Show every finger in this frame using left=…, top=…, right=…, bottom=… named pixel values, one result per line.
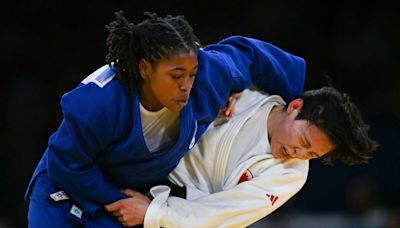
left=112, top=210, right=122, bottom=217
left=104, top=200, right=122, bottom=212
left=225, top=99, right=237, bottom=116
left=227, top=96, right=237, bottom=109
left=121, top=188, right=139, bottom=197
left=118, top=216, right=124, bottom=223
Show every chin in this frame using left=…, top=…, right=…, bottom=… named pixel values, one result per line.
left=271, top=150, right=279, bottom=158
left=167, top=105, right=183, bottom=112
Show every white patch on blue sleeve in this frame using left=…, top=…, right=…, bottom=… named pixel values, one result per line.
left=81, top=65, right=116, bottom=88
left=70, top=204, right=83, bottom=219
left=49, top=190, right=69, bottom=202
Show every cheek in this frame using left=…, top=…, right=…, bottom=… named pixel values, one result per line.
left=152, top=78, right=176, bottom=94
left=275, top=127, right=290, bottom=142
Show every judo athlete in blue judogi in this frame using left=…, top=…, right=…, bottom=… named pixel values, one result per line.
left=25, top=11, right=305, bottom=227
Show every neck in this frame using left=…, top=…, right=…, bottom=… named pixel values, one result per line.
left=267, top=105, right=285, bottom=140
left=139, top=84, right=163, bottom=111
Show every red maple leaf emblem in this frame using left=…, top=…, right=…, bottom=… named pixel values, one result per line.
left=237, top=169, right=254, bottom=184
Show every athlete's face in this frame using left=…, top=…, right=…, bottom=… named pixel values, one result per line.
left=270, top=99, right=335, bottom=160
left=139, top=51, right=198, bottom=112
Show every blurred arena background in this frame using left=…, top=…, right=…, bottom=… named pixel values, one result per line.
left=1, top=0, right=399, bottom=227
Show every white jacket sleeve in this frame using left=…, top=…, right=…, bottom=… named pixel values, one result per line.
left=144, top=159, right=309, bottom=228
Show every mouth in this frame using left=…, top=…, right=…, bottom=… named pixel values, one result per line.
left=175, top=97, right=189, bottom=106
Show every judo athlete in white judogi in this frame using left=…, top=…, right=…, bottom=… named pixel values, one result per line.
left=143, top=89, right=310, bottom=227
left=105, top=88, right=377, bottom=227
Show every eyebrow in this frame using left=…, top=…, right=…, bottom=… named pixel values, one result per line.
left=170, top=65, right=198, bottom=72
left=300, top=134, right=311, bottom=148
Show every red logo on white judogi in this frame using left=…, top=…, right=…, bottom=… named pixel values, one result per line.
left=238, top=169, right=253, bottom=184
left=266, top=193, right=279, bottom=206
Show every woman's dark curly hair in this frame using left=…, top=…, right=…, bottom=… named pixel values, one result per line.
left=295, top=87, right=378, bottom=165
left=105, top=10, right=201, bottom=91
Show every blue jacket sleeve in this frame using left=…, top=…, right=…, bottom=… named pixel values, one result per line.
left=46, top=84, right=126, bottom=217
left=206, top=36, right=306, bottom=101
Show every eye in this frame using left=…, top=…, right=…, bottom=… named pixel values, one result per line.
left=171, top=74, right=183, bottom=79
left=300, top=135, right=311, bottom=149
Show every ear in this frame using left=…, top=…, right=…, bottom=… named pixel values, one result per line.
left=139, top=59, right=151, bottom=80
left=287, top=98, right=304, bottom=115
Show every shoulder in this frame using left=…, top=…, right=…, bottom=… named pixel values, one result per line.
left=197, top=41, right=242, bottom=80
left=60, top=65, right=129, bottom=118
left=215, top=35, right=257, bottom=44
left=202, top=36, right=262, bottom=53
left=198, top=36, right=247, bottom=57
left=197, top=36, right=263, bottom=75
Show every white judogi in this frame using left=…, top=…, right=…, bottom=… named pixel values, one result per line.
left=144, top=89, right=309, bottom=228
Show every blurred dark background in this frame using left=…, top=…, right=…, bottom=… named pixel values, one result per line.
left=1, top=0, right=399, bottom=227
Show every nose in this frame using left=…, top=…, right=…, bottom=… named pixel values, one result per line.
left=179, top=76, right=194, bottom=92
